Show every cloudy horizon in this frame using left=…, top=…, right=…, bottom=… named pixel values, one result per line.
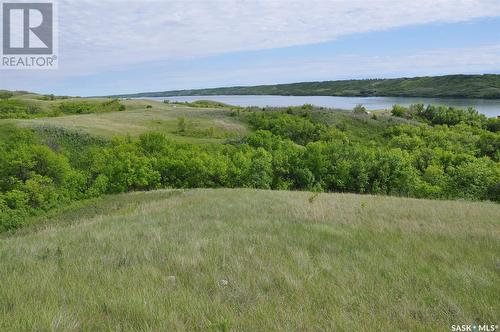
left=1, top=0, right=500, bottom=96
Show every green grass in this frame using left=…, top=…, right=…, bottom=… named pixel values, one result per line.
left=0, top=93, right=247, bottom=143
left=11, top=99, right=248, bottom=144
left=1, top=92, right=420, bottom=145
left=1, top=189, right=498, bottom=331
left=3, top=93, right=113, bottom=115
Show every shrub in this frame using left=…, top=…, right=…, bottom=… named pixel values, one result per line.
left=0, top=91, right=14, bottom=100
left=177, top=117, right=187, bottom=133
left=248, top=111, right=327, bottom=145
left=58, top=99, right=125, bottom=115
left=486, top=118, right=500, bottom=132
left=353, top=104, right=368, bottom=114
left=90, top=141, right=161, bottom=193
left=0, top=100, right=41, bottom=119
left=391, top=105, right=407, bottom=118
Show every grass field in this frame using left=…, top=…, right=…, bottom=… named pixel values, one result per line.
left=1, top=189, right=498, bottom=331
left=14, top=99, right=247, bottom=143
left=2, top=92, right=414, bottom=145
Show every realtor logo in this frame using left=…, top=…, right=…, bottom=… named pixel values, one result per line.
left=1, top=1, right=58, bottom=69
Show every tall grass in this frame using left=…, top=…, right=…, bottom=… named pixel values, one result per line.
left=1, top=189, right=498, bottom=331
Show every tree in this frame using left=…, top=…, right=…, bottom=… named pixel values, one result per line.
left=391, top=105, right=407, bottom=118
left=0, top=91, right=13, bottom=100
left=177, top=117, right=187, bottom=133
left=353, top=104, right=368, bottom=115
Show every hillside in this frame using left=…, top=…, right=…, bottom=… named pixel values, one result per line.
left=1, top=93, right=499, bottom=231
left=0, top=92, right=499, bottom=330
left=16, top=98, right=248, bottom=144
left=109, top=74, right=500, bottom=99
left=1, top=189, right=499, bottom=330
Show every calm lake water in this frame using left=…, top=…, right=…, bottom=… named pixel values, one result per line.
left=144, top=95, right=500, bottom=117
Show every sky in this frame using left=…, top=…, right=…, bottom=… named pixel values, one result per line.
left=1, top=0, right=500, bottom=96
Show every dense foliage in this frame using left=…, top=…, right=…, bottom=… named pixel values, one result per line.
left=1, top=103, right=499, bottom=231
left=111, top=74, right=500, bottom=99
left=390, top=104, right=498, bottom=131
left=0, top=99, right=125, bottom=119
left=0, top=91, right=14, bottom=100
left=56, top=99, right=125, bottom=115
left=0, top=100, right=42, bottom=119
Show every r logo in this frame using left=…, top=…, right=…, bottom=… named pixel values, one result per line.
left=2, top=2, right=53, bottom=54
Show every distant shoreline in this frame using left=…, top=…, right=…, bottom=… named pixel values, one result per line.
left=105, top=74, right=500, bottom=100
left=137, top=95, right=500, bottom=117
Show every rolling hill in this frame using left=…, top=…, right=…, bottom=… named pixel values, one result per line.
left=1, top=189, right=499, bottom=330
left=109, top=74, right=500, bottom=99
left=0, top=91, right=499, bottom=330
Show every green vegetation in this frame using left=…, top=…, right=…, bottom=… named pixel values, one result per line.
left=390, top=104, right=494, bottom=128
left=1, top=94, right=499, bottom=231
left=0, top=99, right=42, bottom=119
left=0, top=90, right=14, bottom=100
left=1, top=189, right=498, bottom=330
left=0, top=91, right=499, bottom=330
left=56, top=99, right=125, bottom=115
left=17, top=98, right=247, bottom=143
left=165, top=99, right=238, bottom=109
left=110, top=74, right=500, bottom=99
left=0, top=97, right=125, bottom=119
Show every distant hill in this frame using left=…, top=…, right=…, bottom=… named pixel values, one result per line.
left=109, top=74, right=500, bottom=99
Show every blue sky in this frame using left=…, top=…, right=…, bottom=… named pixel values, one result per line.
left=1, top=0, right=500, bottom=96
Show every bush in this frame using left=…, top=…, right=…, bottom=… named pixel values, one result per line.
left=353, top=104, right=368, bottom=114
left=177, top=117, right=187, bottom=133
left=446, top=158, right=500, bottom=201
left=391, top=105, right=407, bottom=118
left=248, top=111, right=328, bottom=145
left=90, top=141, right=161, bottom=193
left=0, top=100, right=41, bottom=119
left=0, top=91, right=14, bottom=100
left=58, top=99, right=125, bottom=115
left=486, top=118, right=500, bottom=132
left=392, top=104, right=491, bottom=130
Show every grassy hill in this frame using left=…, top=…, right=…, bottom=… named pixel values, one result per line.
left=1, top=95, right=248, bottom=144
left=3, top=93, right=412, bottom=144
left=17, top=99, right=247, bottom=144
left=1, top=189, right=499, bottom=330
left=0, top=91, right=499, bottom=330
left=109, top=74, right=500, bottom=99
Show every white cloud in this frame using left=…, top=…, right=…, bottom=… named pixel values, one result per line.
left=57, top=0, right=500, bottom=73
left=19, top=43, right=496, bottom=96
left=1, top=0, right=500, bottom=93
left=141, top=44, right=500, bottom=88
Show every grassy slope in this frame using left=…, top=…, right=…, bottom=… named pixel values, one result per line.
left=7, top=92, right=113, bottom=114
left=6, top=96, right=411, bottom=145
left=109, top=74, right=500, bottom=99
left=1, top=189, right=498, bottom=331
left=12, top=99, right=247, bottom=144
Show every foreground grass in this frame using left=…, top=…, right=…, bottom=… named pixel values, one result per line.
left=1, top=189, right=499, bottom=331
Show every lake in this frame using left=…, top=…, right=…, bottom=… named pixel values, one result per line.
left=143, top=95, right=500, bottom=117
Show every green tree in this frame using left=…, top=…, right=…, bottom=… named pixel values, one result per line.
left=0, top=91, right=13, bottom=100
